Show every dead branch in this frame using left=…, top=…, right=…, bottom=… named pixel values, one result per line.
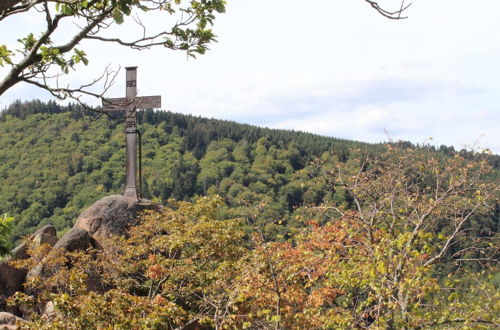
left=365, top=0, right=412, bottom=20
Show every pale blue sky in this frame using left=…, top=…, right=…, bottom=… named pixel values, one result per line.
left=1, top=0, right=499, bottom=153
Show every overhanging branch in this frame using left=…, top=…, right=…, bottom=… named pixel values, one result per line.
left=365, top=0, right=412, bottom=19
left=19, top=64, right=119, bottom=110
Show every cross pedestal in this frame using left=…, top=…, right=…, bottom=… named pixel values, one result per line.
left=102, top=66, right=161, bottom=202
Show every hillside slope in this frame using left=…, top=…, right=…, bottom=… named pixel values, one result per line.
left=0, top=100, right=373, bottom=240
left=0, top=100, right=498, bottom=244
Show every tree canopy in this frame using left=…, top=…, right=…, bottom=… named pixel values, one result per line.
left=0, top=100, right=375, bottom=242
left=0, top=214, right=14, bottom=256
left=8, top=144, right=499, bottom=329
left=1, top=100, right=498, bottom=247
left=0, top=0, right=227, bottom=101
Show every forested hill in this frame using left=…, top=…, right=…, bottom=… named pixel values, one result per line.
left=1, top=100, right=498, bottom=244
left=2, top=99, right=375, bottom=159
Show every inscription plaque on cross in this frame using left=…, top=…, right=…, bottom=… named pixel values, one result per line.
left=102, top=66, right=161, bottom=202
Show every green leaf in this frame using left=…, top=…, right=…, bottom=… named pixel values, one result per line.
left=112, top=8, right=124, bottom=24
left=0, top=45, right=13, bottom=66
left=61, top=5, right=74, bottom=15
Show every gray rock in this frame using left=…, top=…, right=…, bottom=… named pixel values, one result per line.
left=0, top=311, right=23, bottom=325
left=1, top=196, right=160, bottom=315
left=29, top=225, right=57, bottom=239
left=73, top=195, right=142, bottom=241
left=9, top=244, right=28, bottom=261
left=10, top=225, right=57, bottom=260
left=0, top=262, right=26, bottom=310
left=25, top=262, right=44, bottom=281
left=31, top=233, right=59, bottom=248
left=53, top=228, right=93, bottom=252
left=26, top=229, right=95, bottom=293
left=0, top=325, right=16, bottom=330
left=41, top=301, right=59, bottom=322
left=0, top=225, right=58, bottom=311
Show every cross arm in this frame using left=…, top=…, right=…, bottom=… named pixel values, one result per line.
left=102, top=95, right=162, bottom=111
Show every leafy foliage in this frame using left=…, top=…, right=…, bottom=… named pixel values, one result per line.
left=0, top=0, right=227, bottom=99
left=8, top=148, right=499, bottom=328
left=1, top=100, right=498, bottom=328
left=0, top=213, right=14, bottom=256
left=0, top=100, right=381, bottom=242
left=12, top=196, right=248, bottom=329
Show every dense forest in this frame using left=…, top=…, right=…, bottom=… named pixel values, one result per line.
left=0, top=100, right=498, bottom=328
left=0, top=100, right=378, bottom=242
left=2, top=100, right=498, bottom=245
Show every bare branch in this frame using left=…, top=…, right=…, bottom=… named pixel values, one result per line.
left=19, top=64, right=119, bottom=110
left=424, top=186, right=499, bottom=267
left=364, top=0, right=412, bottom=20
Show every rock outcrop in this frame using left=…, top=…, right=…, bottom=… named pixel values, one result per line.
left=0, top=311, right=23, bottom=329
left=0, top=263, right=25, bottom=313
left=73, top=195, right=142, bottom=244
left=53, top=228, right=95, bottom=252
left=0, top=225, right=58, bottom=312
left=0, top=194, right=160, bottom=321
left=10, top=225, right=58, bottom=260
left=26, top=229, right=97, bottom=289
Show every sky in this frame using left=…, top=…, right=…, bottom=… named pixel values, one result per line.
left=1, top=0, right=500, bottom=154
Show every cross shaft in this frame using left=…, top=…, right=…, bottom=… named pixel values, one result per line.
left=102, top=66, right=161, bottom=202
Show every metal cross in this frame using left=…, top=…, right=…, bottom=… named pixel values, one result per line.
left=102, top=66, right=161, bottom=202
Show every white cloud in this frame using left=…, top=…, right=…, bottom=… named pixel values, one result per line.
left=1, top=0, right=500, bottom=154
